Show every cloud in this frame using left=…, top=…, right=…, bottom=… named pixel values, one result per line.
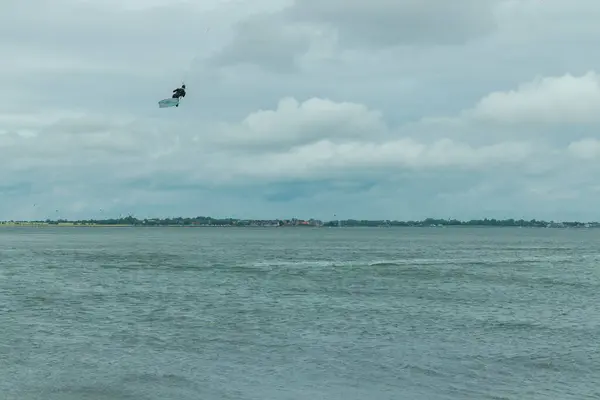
left=4, top=0, right=600, bottom=221
left=208, top=12, right=313, bottom=73
left=285, top=0, right=500, bottom=48
left=212, top=97, right=388, bottom=150
left=567, top=139, right=600, bottom=160
left=207, top=137, right=536, bottom=184
left=1, top=69, right=596, bottom=219
left=211, top=0, right=501, bottom=71
left=0, top=88, right=552, bottom=219
left=415, top=71, right=600, bottom=148
left=466, top=72, right=600, bottom=125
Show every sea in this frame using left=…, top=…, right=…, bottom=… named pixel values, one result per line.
left=0, top=226, right=598, bottom=399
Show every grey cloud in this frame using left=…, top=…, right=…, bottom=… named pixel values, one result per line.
left=0, top=93, right=549, bottom=193
left=286, top=0, right=500, bottom=48
left=4, top=0, right=600, bottom=220
left=210, top=0, right=500, bottom=71
left=0, top=1, right=225, bottom=73
left=208, top=13, right=312, bottom=73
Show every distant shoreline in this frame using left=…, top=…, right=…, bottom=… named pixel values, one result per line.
left=0, top=219, right=598, bottom=229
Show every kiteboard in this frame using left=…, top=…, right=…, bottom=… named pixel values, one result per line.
left=158, top=98, right=180, bottom=108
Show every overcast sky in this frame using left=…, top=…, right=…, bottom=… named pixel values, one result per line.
left=2, top=0, right=600, bottom=221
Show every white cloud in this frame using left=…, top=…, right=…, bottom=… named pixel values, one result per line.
left=466, top=72, right=600, bottom=125
left=211, top=138, right=536, bottom=184
left=212, top=97, right=388, bottom=149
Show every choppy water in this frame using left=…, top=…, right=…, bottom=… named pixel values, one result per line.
left=1, top=226, right=599, bottom=399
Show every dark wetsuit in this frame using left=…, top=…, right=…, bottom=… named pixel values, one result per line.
left=172, top=88, right=186, bottom=99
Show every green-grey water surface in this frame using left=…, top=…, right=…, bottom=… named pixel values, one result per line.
left=1, top=227, right=599, bottom=399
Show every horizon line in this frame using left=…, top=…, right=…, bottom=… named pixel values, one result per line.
left=1, top=216, right=599, bottom=225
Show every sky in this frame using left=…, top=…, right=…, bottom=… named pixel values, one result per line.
left=2, top=0, right=600, bottom=221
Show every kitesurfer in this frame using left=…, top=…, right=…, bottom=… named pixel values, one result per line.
left=169, top=84, right=186, bottom=107
left=172, top=84, right=186, bottom=99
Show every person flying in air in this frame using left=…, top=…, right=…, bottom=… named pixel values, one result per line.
left=170, top=84, right=186, bottom=107
left=172, top=84, right=186, bottom=99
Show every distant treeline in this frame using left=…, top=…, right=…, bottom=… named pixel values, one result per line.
left=322, top=218, right=597, bottom=228
left=3, top=216, right=598, bottom=228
